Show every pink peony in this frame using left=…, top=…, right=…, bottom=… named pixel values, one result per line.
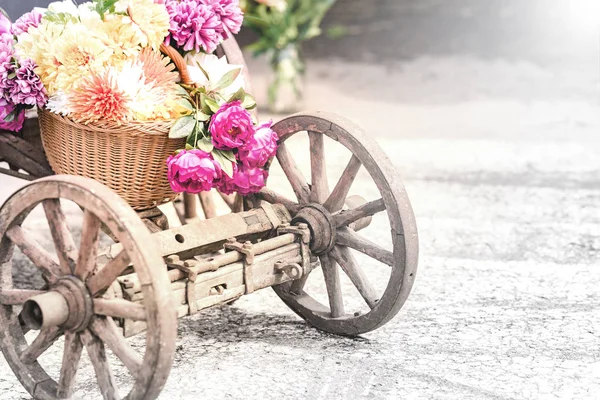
left=209, top=100, right=253, bottom=150
left=218, top=164, right=267, bottom=195
left=0, top=98, right=25, bottom=132
left=165, top=0, right=223, bottom=53
left=12, top=10, right=43, bottom=36
left=238, top=121, right=278, bottom=168
left=166, top=149, right=222, bottom=193
left=9, top=58, right=47, bottom=107
left=201, top=0, right=243, bottom=36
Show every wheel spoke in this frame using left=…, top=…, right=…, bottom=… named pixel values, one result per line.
left=330, top=246, right=379, bottom=309
left=6, top=226, right=59, bottom=283
left=309, top=132, right=329, bottom=203
left=43, top=199, right=78, bottom=275
left=20, top=326, right=62, bottom=364
left=256, top=188, right=300, bottom=213
left=334, top=198, right=385, bottom=228
left=75, top=209, right=101, bottom=280
left=323, top=155, right=361, bottom=213
left=81, top=330, right=120, bottom=400
left=319, top=254, right=344, bottom=318
left=90, top=317, right=142, bottom=377
left=87, top=250, right=130, bottom=297
left=93, top=298, right=147, bottom=321
left=57, top=332, right=83, bottom=398
left=276, top=142, right=310, bottom=204
left=0, top=289, right=46, bottom=305
left=336, top=227, right=395, bottom=266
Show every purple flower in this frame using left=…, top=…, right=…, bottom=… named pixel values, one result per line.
left=201, top=0, right=243, bottom=36
left=166, top=149, right=222, bottom=193
left=209, top=100, right=254, bottom=150
left=0, top=40, right=15, bottom=96
left=0, top=98, right=25, bottom=132
left=0, top=13, right=13, bottom=44
left=9, top=58, right=47, bottom=107
left=12, top=9, right=43, bottom=36
left=238, top=121, right=278, bottom=168
left=166, top=0, right=223, bottom=53
left=218, top=164, right=267, bottom=195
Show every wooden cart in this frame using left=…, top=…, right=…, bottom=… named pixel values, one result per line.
left=0, top=38, right=419, bottom=400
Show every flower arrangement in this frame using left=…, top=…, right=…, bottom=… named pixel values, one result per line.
left=240, top=0, right=335, bottom=112
left=0, top=0, right=277, bottom=197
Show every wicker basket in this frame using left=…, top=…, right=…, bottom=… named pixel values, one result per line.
left=38, top=44, right=196, bottom=210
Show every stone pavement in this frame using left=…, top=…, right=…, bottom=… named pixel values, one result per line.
left=1, top=37, right=600, bottom=400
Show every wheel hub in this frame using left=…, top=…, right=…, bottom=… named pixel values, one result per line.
left=292, top=203, right=336, bottom=255
left=21, top=276, right=94, bottom=332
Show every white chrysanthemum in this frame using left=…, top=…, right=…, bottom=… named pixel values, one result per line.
left=184, top=52, right=245, bottom=98
left=46, top=92, right=72, bottom=116
left=47, top=0, right=79, bottom=16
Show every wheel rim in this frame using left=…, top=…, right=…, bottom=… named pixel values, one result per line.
left=257, top=112, right=419, bottom=336
left=0, top=175, right=176, bottom=399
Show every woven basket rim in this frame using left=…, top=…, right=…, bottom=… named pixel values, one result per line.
left=39, top=107, right=174, bottom=136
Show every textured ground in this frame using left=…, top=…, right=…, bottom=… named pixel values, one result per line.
left=1, top=2, right=600, bottom=399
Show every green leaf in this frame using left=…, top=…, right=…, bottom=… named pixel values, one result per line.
left=175, top=84, right=191, bottom=99
left=7, top=72, right=15, bottom=80
left=228, top=87, right=246, bottom=103
left=220, top=150, right=237, bottom=163
left=196, top=137, right=214, bottom=153
left=185, top=143, right=194, bottom=150
left=212, top=150, right=234, bottom=178
left=200, top=93, right=213, bottom=114
left=242, top=93, right=257, bottom=110
left=3, top=108, right=18, bottom=123
left=204, top=97, right=221, bottom=114
left=176, top=98, right=195, bottom=113
left=196, top=110, right=211, bottom=122
left=211, top=68, right=242, bottom=92
left=169, top=116, right=196, bottom=139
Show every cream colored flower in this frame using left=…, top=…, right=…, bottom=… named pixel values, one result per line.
left=15, top=22, right=64, bottom=94
left=116, top=0, right=170, bottom=51
left=184, top=52, right=245, bottom=98
left=53, top=24, right=114, bottom=93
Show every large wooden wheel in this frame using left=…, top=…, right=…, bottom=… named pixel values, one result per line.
left=258, top=112, right=419, bottom=336
left=0, top=176, right=176, bottom=399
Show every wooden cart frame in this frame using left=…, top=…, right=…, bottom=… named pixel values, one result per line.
left=0, top=37, right=419, bottom=400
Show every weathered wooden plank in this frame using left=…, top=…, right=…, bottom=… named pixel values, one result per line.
left=331, top=246, right=378, bottom=309
left=93, top=299, right=147, bottom=321
left=74, top=210, right=101, bottom=280
left=336, top=227, right=395, bottom=266
left=319, top=254, right=344, bottom=318
left=323, top=155, right=361, bottom=212
left=309, top=132, right=329, bottom=203
left=57, top=332, right=83, bottom=398
left=333, top=198, right=385, bottom=228
left=276, top=142, right=311, bottom=204
left=81, top=330, right=120, bottom=400
left=6, top=226, right=59, bottom=283
left=43, top=199, right=78, bottom=275
left=20, top=326, right=62, bottom=364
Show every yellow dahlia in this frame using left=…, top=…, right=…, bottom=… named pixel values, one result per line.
left=69, top=69, right=133, bottom=124
left=14, top=22, right=64, bottom=93
left=53, top=24, right=114, bottom=93
left=116, top=0, right=170, bottom=51
left=102, top=15, right=144, bottom=61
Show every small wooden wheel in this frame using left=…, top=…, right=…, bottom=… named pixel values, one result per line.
left=0, top=176, right=176, bottom=399
left=258, top=112, right=419, bottom=336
